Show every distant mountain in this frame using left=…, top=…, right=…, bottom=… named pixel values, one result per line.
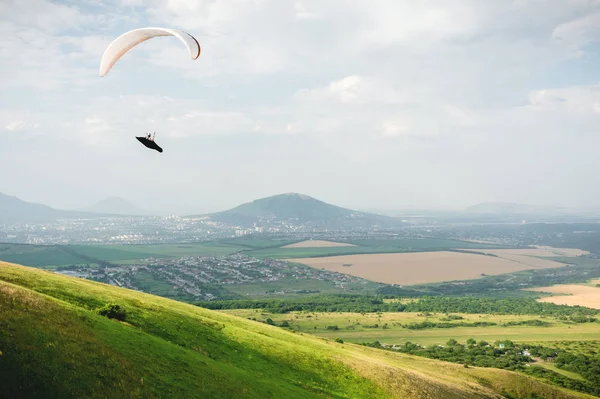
left=0, top=192, right=60, bottom=222
left=465, top=202, right=568, bottom=215
left=198, top=193, right=401, bottom=229
left=83, top=197, right=146, bottom=216
left=0, top=192, right=126, bottom=223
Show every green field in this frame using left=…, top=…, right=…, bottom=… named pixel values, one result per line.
left=245, top=238, right=512, bottom=259
left=537, top=361, right=588, bottom=382
left=96, top=242, right=248, bottom=257
left=2, top=262, right=591, bottom=399
left=0, top=244, right=85, bottom=267
left=0, top=243, right=165, bottom=267
left=220, top=310, right=600, bottom=347
left=0, top=242, right=250, bottom=268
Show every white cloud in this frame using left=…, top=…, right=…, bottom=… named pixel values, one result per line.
left=2, top=0, right=600, bottom=210
left=381, top=120, right=410, bottom=138
left=552, top=11, right=600, bottom=49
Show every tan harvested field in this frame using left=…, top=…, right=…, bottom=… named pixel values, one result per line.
left=291, top=250, right=572, bottom=286
left=528, top=282, right=600, bottom=309
left=282, top=240, right=356, bottom=248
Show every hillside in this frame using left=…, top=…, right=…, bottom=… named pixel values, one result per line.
left=201, top=193, right=400, bottom=228
left=83, top=197, right=147, bottom=215
left=0, top=261, right=594, bottom=399
left=0, top=192, right=59, bottom=222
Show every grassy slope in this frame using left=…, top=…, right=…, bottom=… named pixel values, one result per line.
left=0, top=263, right=594, bottom=399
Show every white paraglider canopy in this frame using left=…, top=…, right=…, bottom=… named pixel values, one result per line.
left=99, top=27, right=201, bottom=77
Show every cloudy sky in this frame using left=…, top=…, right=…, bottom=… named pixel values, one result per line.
left=1, top=0, right=599, bottom=214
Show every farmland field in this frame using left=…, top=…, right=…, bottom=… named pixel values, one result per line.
left=465, top=247, right=590, bottom=270
left=0, top=243, right=158, bottom=267
left=291, top=249, right=578, bottom=286
left=0, top=242, right=251, bottom=267
left=247, top=238, right=512, bottom=259
left=282, top=240, right=356, bottom=248
left=96, top=242, right=248, bottom=257
left=221, top=310, right=600, bottom=346
left=528, top=280, right=600, bottom=309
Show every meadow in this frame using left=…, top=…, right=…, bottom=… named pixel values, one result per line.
left=220, top=310, right=600, bottom=347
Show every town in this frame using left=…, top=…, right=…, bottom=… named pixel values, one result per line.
left=56, top=253, right=374, bottom=301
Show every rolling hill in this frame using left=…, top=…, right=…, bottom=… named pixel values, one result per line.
left=0, top=261, right=594, bottom=399
left=199, top=193, right=401, bottom=229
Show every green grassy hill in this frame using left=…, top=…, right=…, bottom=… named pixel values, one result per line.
left=0, top=261, right=595, bottom=399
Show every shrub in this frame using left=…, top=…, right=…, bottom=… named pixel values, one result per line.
left=97, top=303, right=127, bottom=321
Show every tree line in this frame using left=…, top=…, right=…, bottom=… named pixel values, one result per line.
left=196, top=295, right=599, bottom=317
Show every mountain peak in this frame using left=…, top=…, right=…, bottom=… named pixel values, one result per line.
left=0, top=192, right=57, bottom=222
left=204, top=192, right=396, bottom=228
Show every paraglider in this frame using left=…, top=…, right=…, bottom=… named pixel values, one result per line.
left=99, top=27, right=201, bottom=77
left=99, top=27, right=201, bottom=153
left=136, top=133, right=163, bottom=153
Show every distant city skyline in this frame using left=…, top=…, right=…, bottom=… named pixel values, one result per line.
left=2, top=1, right=600, bottom=214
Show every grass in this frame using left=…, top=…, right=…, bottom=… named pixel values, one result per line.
left=0, top=261, right=592, bottom=399
left=220, top=310, right=600, bottom=347
left=100, top=242, right=248, bottom=258
left=0, top=243, right=163, bottom=267
left=535, top=362, right=587, bottom=382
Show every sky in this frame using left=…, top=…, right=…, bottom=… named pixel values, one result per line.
left=1, top=0, right=600, bottom=215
